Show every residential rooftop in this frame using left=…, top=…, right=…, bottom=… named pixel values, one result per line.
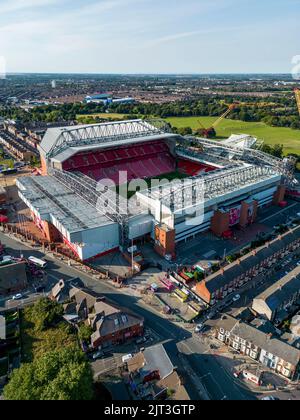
left=201, top=225, right=300, bottom=294
left=217, top=315, right=300, bottom=366
left=254, top=266, right=300, bottom=311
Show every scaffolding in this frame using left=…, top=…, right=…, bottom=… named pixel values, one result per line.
left=46, top=119, right=172, bottom=159
left=179, top=136, right=296, bottom=184
left=155, top=164, right=279, bottom=212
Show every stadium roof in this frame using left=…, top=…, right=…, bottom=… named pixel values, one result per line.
left=139, top=164, right=281, bottom=212
left=17, top=176, right=115, bottom=234
left=39, top=119, right=176, bottom=160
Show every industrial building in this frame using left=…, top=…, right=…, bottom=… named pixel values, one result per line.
left=84, top=93, right=135, bottom=105
left=16, top=118, right=296, bottom=262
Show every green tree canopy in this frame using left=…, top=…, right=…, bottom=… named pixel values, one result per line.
left=3, top=347, right=94, bottom=400
left=26, top=298, right=64, bottom=331
left=78, top=324, right=93, bottom=343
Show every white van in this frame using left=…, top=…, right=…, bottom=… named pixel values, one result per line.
left=28, top=256, right=48, bottom=269
left=122, top=354, right=133, bottom=364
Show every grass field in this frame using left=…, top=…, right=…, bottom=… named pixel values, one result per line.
left=166, top=116, right=300, bottom=155
left=77, top=113, right=300, bottom=155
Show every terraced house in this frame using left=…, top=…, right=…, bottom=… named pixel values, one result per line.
left=252, top=266, right=300, bottom=323
left=215, top=315, right=300, bottom=380
left=196, top=226, right=300, bottom=305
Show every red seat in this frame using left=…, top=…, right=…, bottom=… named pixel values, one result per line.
left=64, top=141, right=176, bottom=185
left=178, top=158, right=216, bottom=176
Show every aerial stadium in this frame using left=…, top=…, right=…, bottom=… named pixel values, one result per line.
left=16, top=119, right=296, bottom=262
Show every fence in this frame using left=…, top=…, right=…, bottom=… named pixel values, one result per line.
left=1, top=223, right=111, bottom=280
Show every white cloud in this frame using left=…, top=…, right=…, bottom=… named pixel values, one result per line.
left=0, top=0, right=60, bottom=14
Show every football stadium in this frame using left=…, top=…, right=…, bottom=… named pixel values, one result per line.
left=16, top=119, right=296, bottom=261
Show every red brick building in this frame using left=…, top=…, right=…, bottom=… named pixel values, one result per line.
left=90, top=300, right=144, bottom=349
left=196, top=225, right=300, bottom=305
left=59, top=284, right=144, bottom=349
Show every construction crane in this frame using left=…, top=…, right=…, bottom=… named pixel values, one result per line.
left=196, top=104, right=237, bottom=138
left=295, top=88, right=300, bottom=116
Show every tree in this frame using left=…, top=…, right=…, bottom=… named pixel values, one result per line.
left=27, top=298, right=64, bottom=331
left=78, top=324, right=93, bottom=343
left=30, top=156, right=41, bottom=168
left=272, top=144, right=284, bottom=158
left=226, top=255, right=237, bottom=264
left=3, top=347, right=94, bottom=400
left=177, top=126, right=193, bottom=136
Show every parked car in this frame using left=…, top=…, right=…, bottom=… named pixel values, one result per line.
left=14, top=162, right=26, bottom=169
left=232, top=294, right=241, bottom=302
left=195, top=324, right=204, bottom=333
left=12, top=294, right=23, bottom=300
left=135, top=336, right=147, bottom=345
left=92, top=351, right=104, bottom=361
left=34, top=286, right=46, bottom=293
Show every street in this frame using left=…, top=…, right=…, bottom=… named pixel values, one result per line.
left=0, top=231, right=257, bottom=400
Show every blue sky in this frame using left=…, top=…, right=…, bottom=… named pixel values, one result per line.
left=0, top=0, right=299, bottom=74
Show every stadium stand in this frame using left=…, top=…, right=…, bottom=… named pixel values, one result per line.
left=62, top=141, right=176, bottom=184
left=178, top=158, right=216, bottom=176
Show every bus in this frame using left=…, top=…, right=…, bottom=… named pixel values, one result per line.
left=28, top=256, right=48, bottom=269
